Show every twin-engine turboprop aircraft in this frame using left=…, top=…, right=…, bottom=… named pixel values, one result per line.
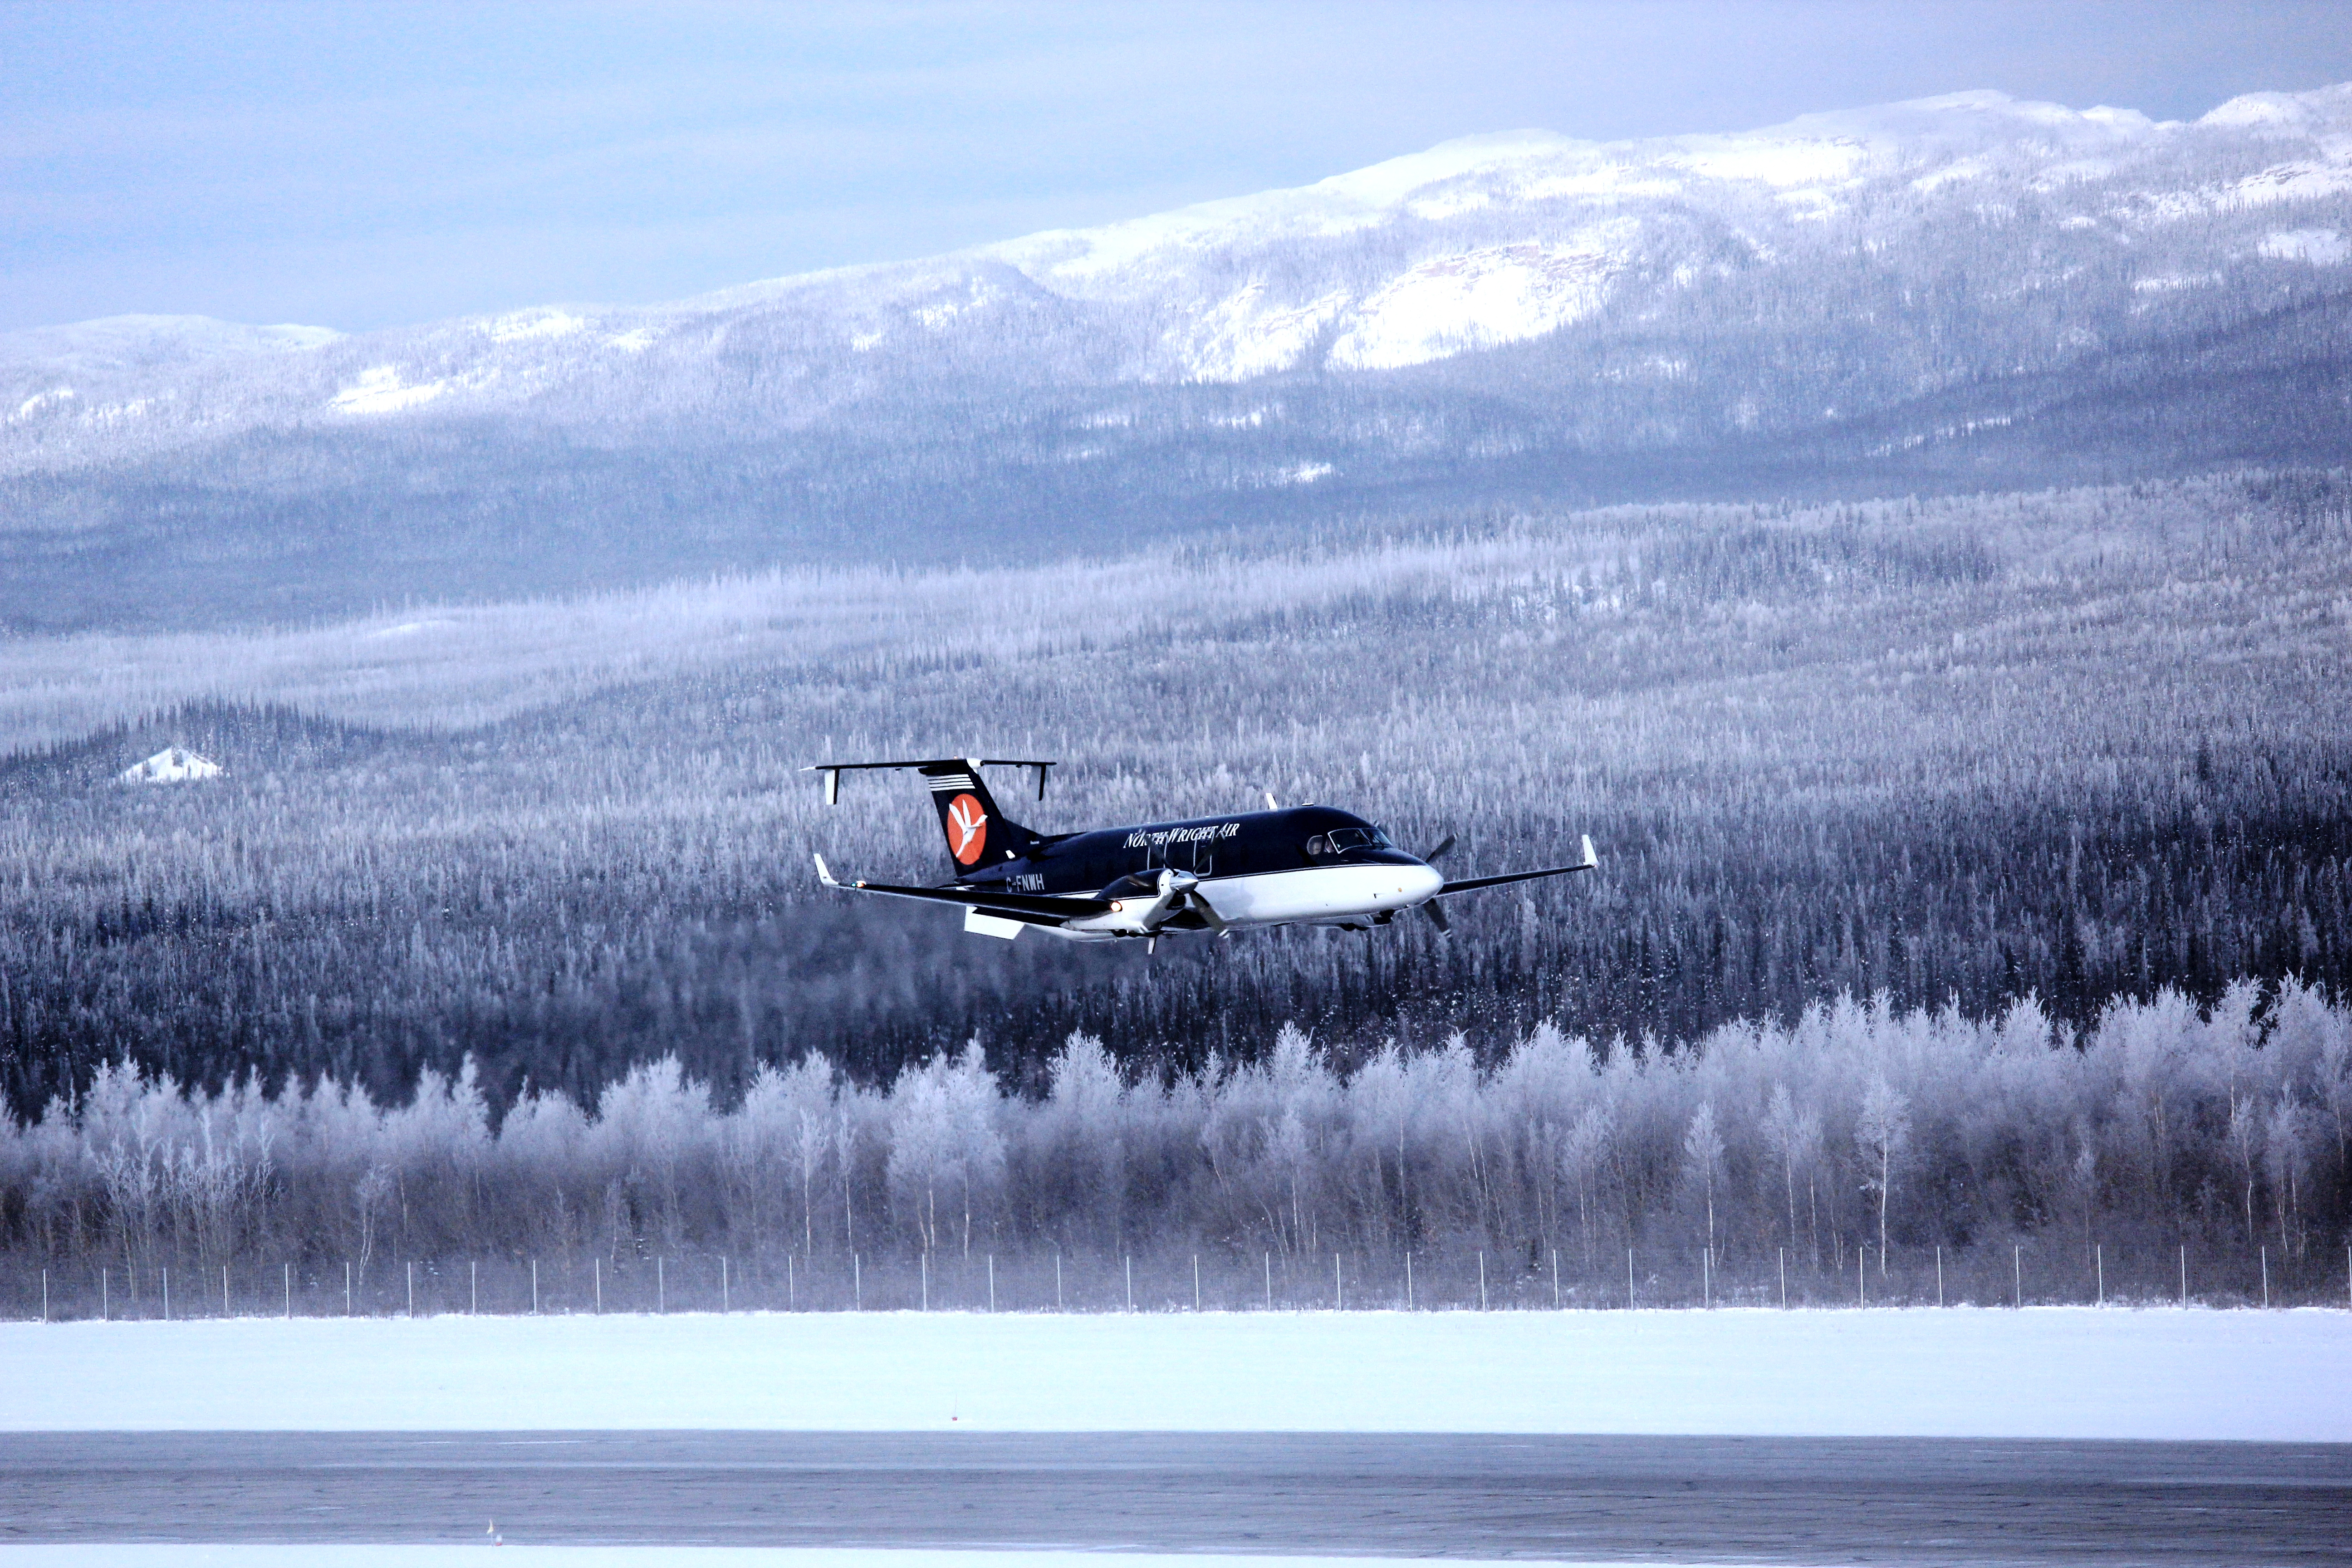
left=808, top=757, right=1597, bottom=950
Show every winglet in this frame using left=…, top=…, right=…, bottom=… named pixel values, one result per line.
left=1579, top=834, right=1598, bottom=871
left=813, top=852, right=838, bottom=887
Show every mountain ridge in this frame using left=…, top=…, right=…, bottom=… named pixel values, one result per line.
left=3, top=83, right=2348, bottom=630
left=12, top=84, right=2350, bottom=423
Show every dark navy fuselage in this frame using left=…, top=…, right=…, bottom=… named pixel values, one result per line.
left=956, top=806, right=1420, bottom=897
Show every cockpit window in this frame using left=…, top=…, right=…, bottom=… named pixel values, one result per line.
left=1314, top=825, right=1392, bottom=854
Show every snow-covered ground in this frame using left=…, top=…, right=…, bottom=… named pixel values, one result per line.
left=2, top=1307, right=2343, bottom=1441
left=1, top=1554, right=1643, bottom=1568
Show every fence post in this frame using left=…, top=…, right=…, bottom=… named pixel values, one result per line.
left=1478, top=1251, right=1487, bottom=1311
left=284, top=1262, right=292, bottom=1320
left=853, top=1253, right=861, bottom=1310
left=163, top=1267, right=170, bottom=1321
left=41, top=1269, right=47, bottom=1323
left=1334, top=1252, right=1343, bottom=1311
left=532, top=1259, right=540, bottom=1315
left=103, top=1268, right=109, bottom=1322
left=222, top=1264, right=230, bottom=1318
left=1857, top=1247, right=1865, bottom=1308
left=594, top=1258, right=602, bottom=1315
left=2095, top=1244, right=2104, bottom=1307
left=989, top=1254, right=996, bottom=1313
left=1192, top=1254, right=1199, bottom=1312
left=1936, top=1246, right=1944, bottom=1308
left=2180, top=1244, right=2187, bottom=1307
left=1779, top=1247, right=1787, bottom=1308
left=1627, top=1248, right=1636, bottom=1309
left=920, top=1253, right=928, bottom=1312
left=1703, top=1250, right=1711, bottom=1309
left=406, top=1261, right=414, bottom=1318
left=345, top=1260, right=352, bottom=1317
left=1056, top=1251, right=1063, bottom=1312
left=2261, top=1246, right=2270, bottom=1308
left=1405, top=1252, right=1414, bottom=1310
left=1552, top=1249, right=1560, bottom=1309
left=658, top=1257, right=666, bottom=1314
left=2013, top=1244, right=2021, bottom=1308
left=1263, top=1251, right=1270, bottom=1311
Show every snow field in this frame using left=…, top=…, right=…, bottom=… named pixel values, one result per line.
left=20, top=1552, right=1740, bottom=1568
left=2, top=1306, right=2345, bottom=1441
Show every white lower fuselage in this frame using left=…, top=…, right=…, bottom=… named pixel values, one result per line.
left=1055, top=862, right=1444, bottom=941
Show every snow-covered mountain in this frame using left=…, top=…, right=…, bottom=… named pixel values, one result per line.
left=5, top=85, right=2350, bottom=627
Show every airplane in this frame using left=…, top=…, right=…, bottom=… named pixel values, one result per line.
left=806, top=757, right=1597, bottom=951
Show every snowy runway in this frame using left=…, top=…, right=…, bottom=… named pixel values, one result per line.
left=2, top=1306, right=2347, bottom=1441
left=7, top=1310, right=2347, bottom=1563
left=5, top=1431, right=2347, bottom=1565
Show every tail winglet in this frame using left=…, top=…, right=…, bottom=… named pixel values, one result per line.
left=1580, top=833, right=1598, bottom=871
left=813, top=853, right=838, bottom=887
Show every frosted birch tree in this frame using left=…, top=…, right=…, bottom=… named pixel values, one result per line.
left=1855, top=1075, right=1910, bottom=1270
left=1682, top=1103, right=1725, bottom=1269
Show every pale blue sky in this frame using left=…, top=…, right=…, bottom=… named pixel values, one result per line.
left=5, top=0, right=2349, bottom=332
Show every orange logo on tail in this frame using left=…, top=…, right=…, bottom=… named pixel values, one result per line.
left=946, top=793, right=989, bottom=864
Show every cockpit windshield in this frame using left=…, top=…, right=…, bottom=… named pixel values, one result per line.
left=1305, top=824, right=1394, bottom=856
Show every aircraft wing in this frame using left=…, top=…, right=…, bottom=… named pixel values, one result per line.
left=1431, top=835, right=1599, bottom=897
left=813, top=855, right=1110, bottom=919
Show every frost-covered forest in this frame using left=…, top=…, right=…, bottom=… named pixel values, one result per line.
left=3, top=469, right=2348, bottom=1105
left=1, top=470, right=2348, bottom=1308
left=3, top=984, right=2346, bottom=1317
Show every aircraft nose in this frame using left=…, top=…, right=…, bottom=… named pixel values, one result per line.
left=1406, top=862, right=1444, bottom=901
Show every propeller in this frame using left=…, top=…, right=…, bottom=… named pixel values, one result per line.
left=1117, top=869, right=1231, bottom=942
left=1139, top=867, right=1195, bottom=927
left=1421, top=833, right=1457, bottom=935
left=1153, top=868, right=1231, bottom=938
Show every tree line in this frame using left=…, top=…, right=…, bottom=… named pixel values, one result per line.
left=2, top=982, right=2345, bottom=1316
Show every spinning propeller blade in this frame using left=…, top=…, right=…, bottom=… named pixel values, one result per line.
left=1420, top=833, right=1455, bottom=934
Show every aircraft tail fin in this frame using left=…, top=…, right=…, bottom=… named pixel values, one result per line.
left=915, top=760, right=1042, bottom=872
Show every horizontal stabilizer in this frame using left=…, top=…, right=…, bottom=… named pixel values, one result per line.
left=804, top=757, right=1057, bottom=803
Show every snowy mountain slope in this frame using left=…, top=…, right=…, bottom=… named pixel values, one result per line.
left=8, top=86, right=2350, bottom=464
left=2, top=85, right=2348, bottom=626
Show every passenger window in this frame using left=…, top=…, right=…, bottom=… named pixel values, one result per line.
left=1305, top=835, right=1329, bottom=856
